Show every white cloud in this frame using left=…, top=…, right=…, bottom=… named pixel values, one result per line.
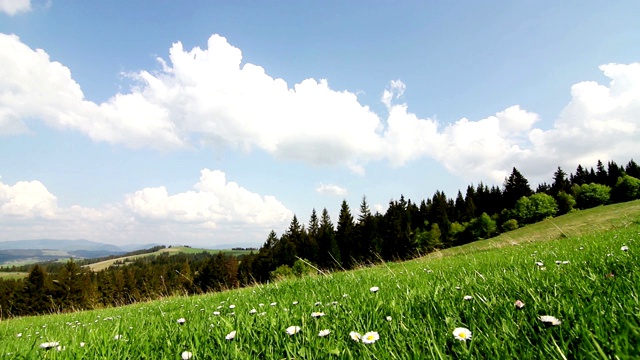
left=0, top=170, right=293, bottom=246
left=0, top=0, right=30, bottom=15
left=315, top=184, right=348, bottom=196
left=2, top=33, right=640, bottom=184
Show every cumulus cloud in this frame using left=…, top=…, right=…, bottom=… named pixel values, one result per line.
left=1, top=33, right=640, bottom=184
left=0, top=0, right=30, bottom=15
left=0, top=170, right=292, bottom=246
left=315, top=184, right=348, bottom=196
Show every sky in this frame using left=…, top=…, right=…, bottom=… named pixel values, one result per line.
left=1, top=1, right=639, bottom=248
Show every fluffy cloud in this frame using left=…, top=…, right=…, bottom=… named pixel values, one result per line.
left=0, top=0, right=30, bottom=15
left=2, top=33, right=640, bottom=184
left=0, top=170, right=292, bottom=246
left=315, top=184, right=348, bottom=196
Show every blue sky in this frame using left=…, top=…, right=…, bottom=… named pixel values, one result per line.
left=1, top=0, right=639, bottom=248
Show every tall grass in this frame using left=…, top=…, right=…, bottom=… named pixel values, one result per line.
left=1, top=223, right=639, bottom=358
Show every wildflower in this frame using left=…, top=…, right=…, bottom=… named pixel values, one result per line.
left=386, top=316, right=392, bottom=321
left=181, top=351, right=193, bottom=360
left=621, top=245, right=629, bottom=251
left=249, top=309, right=257, bottom=314
left=311, top=312, right=325, bottom=318
left=56, top=345, right=65, bottom=351
left=562, top=261, right=570, bottom=264
left=39, top=342, right=60, bottom=350
left=463, top=295, right=473, bottom=301
left=292, top=301, right=298, bottom=305
left=514, top=300, right=525, bottom=309
left=229, top=305, right=236, bottom=309
left=114, top=335, right=123, bottom=340
left=349, top=331, right=362, bottom=342
left=270, top=302, right=277, bottom=306
left=361, top=331, right=379, bottom=344
left=579, top=246, right=584, bottom=250
left=177, top=318, right=186, bottom=325
left=79, top=342, right=86, bottom=347
left=555, top=260, right=561, bottom=265
left=370, top=286, right=379, bottom=293
left=535, top=261, right=544, bottom=267
left=343, top=294, right=349, bottom=298
left=455, top=286, right=461, bottom=290
left=315, top=301, right=322, bottom=306
left=286, top=326, right=301, bottom=335
left=539, top=315, right=562, bottom=326
left=318, top=329, right=331, bottom=337
left=213, top=311, right=220, bottom=316
left=16, top=333, right=22, bottom=338
left=225, top=330, right=237, bottom=340
left=453, top=327, right=472, bottom=341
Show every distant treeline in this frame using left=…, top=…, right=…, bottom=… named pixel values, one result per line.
left=1, top=158, right=639, bottom=319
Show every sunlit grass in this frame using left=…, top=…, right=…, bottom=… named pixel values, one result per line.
left=1, top=222, right=639, bottom=358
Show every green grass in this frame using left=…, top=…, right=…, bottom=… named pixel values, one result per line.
left=86, top=247, right=253, bottom=271
left=1, top=204, right=640, bottom=358
left=0, top=272, right=28, bottom=280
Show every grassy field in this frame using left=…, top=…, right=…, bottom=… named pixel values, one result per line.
left=0, top=203, right=639, bottom=358
left=86, top=247, right=253, bottom=271
left=0, top=272, right=28, bottom=280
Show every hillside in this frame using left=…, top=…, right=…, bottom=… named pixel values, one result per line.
left=0, top=202, right=639, bottom=358
left=85, top=246, right=252, bottom=271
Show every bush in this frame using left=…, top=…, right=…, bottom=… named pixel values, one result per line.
left=574, top=183, right=611, bottom=209
left=611, top=175, right=640, bottom=203
left=502, top=219, right=519, bottom=232
left=270, top=265, right=293, bottom=281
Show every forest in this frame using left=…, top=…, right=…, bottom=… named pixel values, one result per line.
left=0, top=158, right=639, bottom=319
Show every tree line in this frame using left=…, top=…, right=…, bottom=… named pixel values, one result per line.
left=1, top=158, right=638, bottom=319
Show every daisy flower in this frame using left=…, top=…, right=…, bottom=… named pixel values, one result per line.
left=621, top=245, right=629, bottom=251
left=361, top=331, right=379, bottom=344
left=225, top=330, right=237, bottom=340
left=286, top=326, right=301, bottom=335
left=318, top=329, right=331, bottom=337
left=181, top=351, right=193, bottom=360
left=349, top=331, right=362, bottom=342
left=386, top=316, right=392, bottom=321
left=270, top=302, right=277, bottom=306
left=249, top=309, right=257, bottom=314
left=370, top=286, right=379, bottom=293
left=114, top=335, right=123, bottom=340
left=539, top=315, right=562, bottom=326
left=463, top=295, right=473, bottom=301
left=79, top=342, right=86, bottom=347
left=311, top=312, right=325, bottom=318
left=39, top=342, right=60, bottom=350
left=177, top=318, right=186, bottom=325
left=514, top=300, right=525, bottom=309
left=453, top=327, right=472, bottom=341
left=213, top=311, right=220, bottom=316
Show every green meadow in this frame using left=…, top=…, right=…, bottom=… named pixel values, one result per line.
left=1, top=205, right=639, bottom=359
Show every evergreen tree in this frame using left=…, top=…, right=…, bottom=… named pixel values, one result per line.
left=503, top=167, right=532, bottom=209
left=607, top=160, right=625, bottom=187
left=551, top=167, right=570, bottom=195
left=625, top=159, right=640, bottom=178
left=317, top=208, right=339, bottom=268
left=336, top=200, right=355, bottom=268
left=571, top=164, right=589, bottom=186
left=596, top=160, right=608, bottom=184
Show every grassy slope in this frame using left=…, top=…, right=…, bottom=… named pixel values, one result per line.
left=86, top=247, right=252, bottom=272
left=1, top=201, right=639, bottom=359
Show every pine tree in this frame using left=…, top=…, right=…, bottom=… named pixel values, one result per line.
left=503, top=167, right=532, bottom=209
left=336, top=200, right=355, bottom=268
left=317, top=208, right=339, bottom=268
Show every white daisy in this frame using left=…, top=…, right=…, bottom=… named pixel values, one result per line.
left=514, top=300, right=525, bottom=309
left=39, top=342, right=60, bottom=350
left=370, top=286, right=379, bottom=293
left=79, top=342, right=86, bottom=347
left=463, top=295, right=473, bottom=301
left=286, top=326, right=301, bottom=335
left=318, top=329, right=331, bottom=337
left=229, top=305, right=236, bottom=309
left=361, top=331, right=379, bottom=344
left=249, top=309, right=257, bottom=314
left=385, top=316, right=392, bottom=321
left=270, top=302, right=277, bottom=306
left=621, top=245, right=629, bottom=251
left=225, top=330, right=237, bottom=340
left=349, top=331, right=362, bottom=342
left=177, top=318, right=186, bottom=325
left=539, top=315, right=562, bottom=326
left=181, top=351, right=193, bottom=360
left=453, top=327, right=472, bottom=341
left=114, top=335, right=123, bottom=340
left=311, top=312, right=325, bottom=318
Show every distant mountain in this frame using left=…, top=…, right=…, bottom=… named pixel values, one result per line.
left=0, top=239, right=122, bottom=252
left=0, top=240, right=165, bottom=265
